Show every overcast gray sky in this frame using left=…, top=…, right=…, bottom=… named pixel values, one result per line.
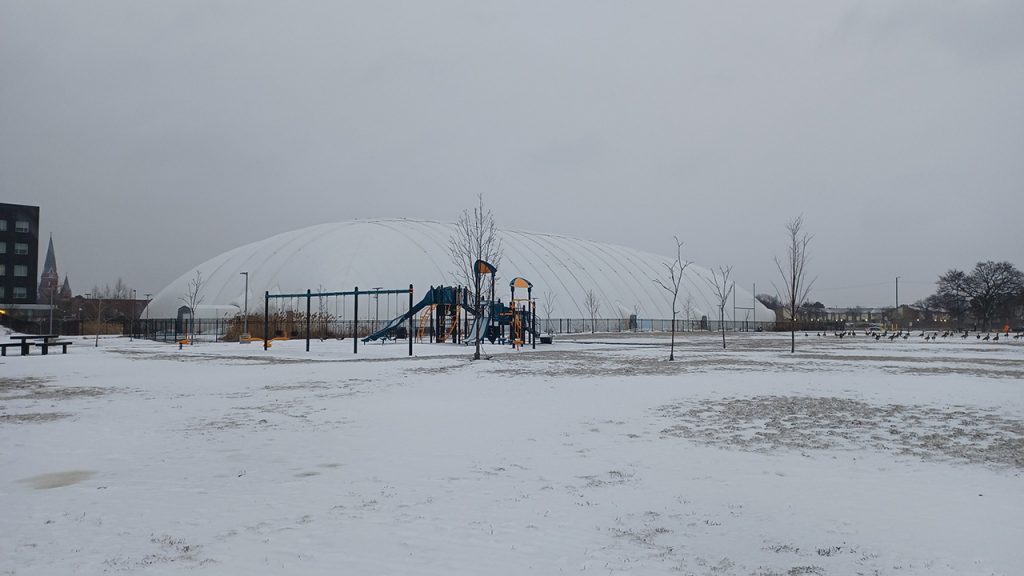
left=2, top=0, right=1021, bottom=307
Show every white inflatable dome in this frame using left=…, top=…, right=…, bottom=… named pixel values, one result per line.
left=145, top=218, right=773, bottom=325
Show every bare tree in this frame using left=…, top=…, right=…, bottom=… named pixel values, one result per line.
left=683, top=294, right=695, bottom=332
left=541, top=291, right=557, bottom=335
left=934, top=269, right=969, bottom=330
left=449, top=194, right=503, bottom=360
left=774, top=216, right=815, bottom=353
left=90, top=277, right=131, bottom=300
left=654, top=236, right=691, bottom=360
left=584, top=289, right=601, bottom=333
left=178, top=270, right=206, bottom=343
left=937, top=262, right=1024, bottom=330
left=704, top=266, right=734, bottom=349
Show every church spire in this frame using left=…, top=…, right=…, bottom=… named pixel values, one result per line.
left=38, top=234, right=61, bottom=304
left=42, top=234, right=58, bottom=277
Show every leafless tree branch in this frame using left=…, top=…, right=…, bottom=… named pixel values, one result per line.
left=654, top=236, right=691, bottom=360
left=774, top=215, right=816, bottom=352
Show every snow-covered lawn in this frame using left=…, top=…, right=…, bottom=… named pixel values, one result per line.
left=2, top=333, right=1022, bottom=575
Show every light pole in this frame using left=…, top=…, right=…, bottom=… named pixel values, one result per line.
left=240, top=272, right=249, bottom=337
left=130, top=288, right=136, bottom=341
left=86, top=293, right=101, bottom=347
left=95, top=295, right=101, bottom=347
left=144, top=293, right=152, bottom=338
left=895, top=276, right=900, bottom=330
left=48, top=283, right=54, bottom=334
left=372, top=286, right=382, bottom=330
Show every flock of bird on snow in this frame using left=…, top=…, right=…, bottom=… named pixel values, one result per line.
left=811, top=329, right=1024, bottom=341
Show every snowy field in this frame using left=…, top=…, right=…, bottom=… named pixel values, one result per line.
left=2, top=332, right=1022, bottom=575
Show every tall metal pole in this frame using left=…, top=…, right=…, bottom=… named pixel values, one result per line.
left=240, top=272, right=249, bottom=337
left=372, top=286, right=382, bottom=332
left=731, top=281, right=736, bottom=332
left=408, top=284, right=414, bottom=356
left=144, top=293, right=152, bottom=338
left=353, top=287, right=359, bottom=354
left=263, top=291, right=269, bottom=350
left=895, top=276, right=900, bottom=330
left=306, top=289, right=311, bottom=352
left=752, top=283, right=756, bottom=326
left=130, top=289, right=135, bottom=341
left=95, top=296, right=101, bottom=347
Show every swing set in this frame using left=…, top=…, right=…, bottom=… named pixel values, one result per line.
left=263, top=286, right=415, bottom=355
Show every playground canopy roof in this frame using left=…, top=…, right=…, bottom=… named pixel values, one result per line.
left=145, top=219, right=774, bottom=323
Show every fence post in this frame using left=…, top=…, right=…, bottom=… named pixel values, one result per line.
left=264, top=291, right=270, bottom=350
left=531, top=301, right=536, bottom=349
left=306, top=289, right=311, bottom=352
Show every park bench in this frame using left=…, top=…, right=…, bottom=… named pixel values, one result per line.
left=34, top=340, right=73, bottom=355
left=0, top=342, right=27, bottom=356
left=2, top=335, right=70, bottom=356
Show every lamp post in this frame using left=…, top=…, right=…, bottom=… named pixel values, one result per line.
left=372, top=286, right=383, bottom=330
left=240, top=272, right=249, bottom=338
left=130, top=288, right=135, bottom=341
left=48, top=283, right=54, bottom=334
left=895, top=276, right=900, bottom=330
left=144, top=293, right=152, bottom=338
left=86, top=293, right=101, bottom=347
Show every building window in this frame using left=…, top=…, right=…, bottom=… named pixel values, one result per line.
left=0, top=219, right=6, bottom=231
left=14, top=264, right=28, bottom=277
left=15, top=220, right=30, bottom=233
left=0, top=264, right=5, bottom=276
left=13, top=287, right=27, bottom=299
left=0, top=286, right=4, bottom=299
left=0, top=242, right=5, bottom=254
left=15, top=243, right=28, bottom=255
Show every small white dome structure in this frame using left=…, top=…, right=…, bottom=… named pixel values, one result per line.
left=145, top=219, right=773, bottom=326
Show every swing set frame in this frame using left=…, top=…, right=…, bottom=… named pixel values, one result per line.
left=263, top=285, right=414, bottom=355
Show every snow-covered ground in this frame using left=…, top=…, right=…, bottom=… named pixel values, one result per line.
left=2, top=332, right=1022, bottom=575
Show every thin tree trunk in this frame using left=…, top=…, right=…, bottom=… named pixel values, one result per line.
left=670, top=313, right=676, bottom=360
left=721, top=308, right=726, bottom=349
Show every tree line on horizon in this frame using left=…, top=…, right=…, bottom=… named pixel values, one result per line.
left=756, top=261, right=1024, bottom=331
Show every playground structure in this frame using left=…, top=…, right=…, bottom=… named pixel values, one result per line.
left=257, top=264, right=546, bottom=354
left=415, top=293, right=462, bottom=343
left=364, top=285, right=471, bottom=344
left=506, top=277, right=538, bottom=349
left=364, top=282, right=539, bottom=348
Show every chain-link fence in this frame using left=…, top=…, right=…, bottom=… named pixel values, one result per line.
left=4, top=314, right=776, bottom=341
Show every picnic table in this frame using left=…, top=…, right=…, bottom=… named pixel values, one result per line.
left=1, top=335, right=73, bottom=356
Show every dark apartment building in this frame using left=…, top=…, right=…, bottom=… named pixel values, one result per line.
left=0, top=203, right=40, bottom=304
